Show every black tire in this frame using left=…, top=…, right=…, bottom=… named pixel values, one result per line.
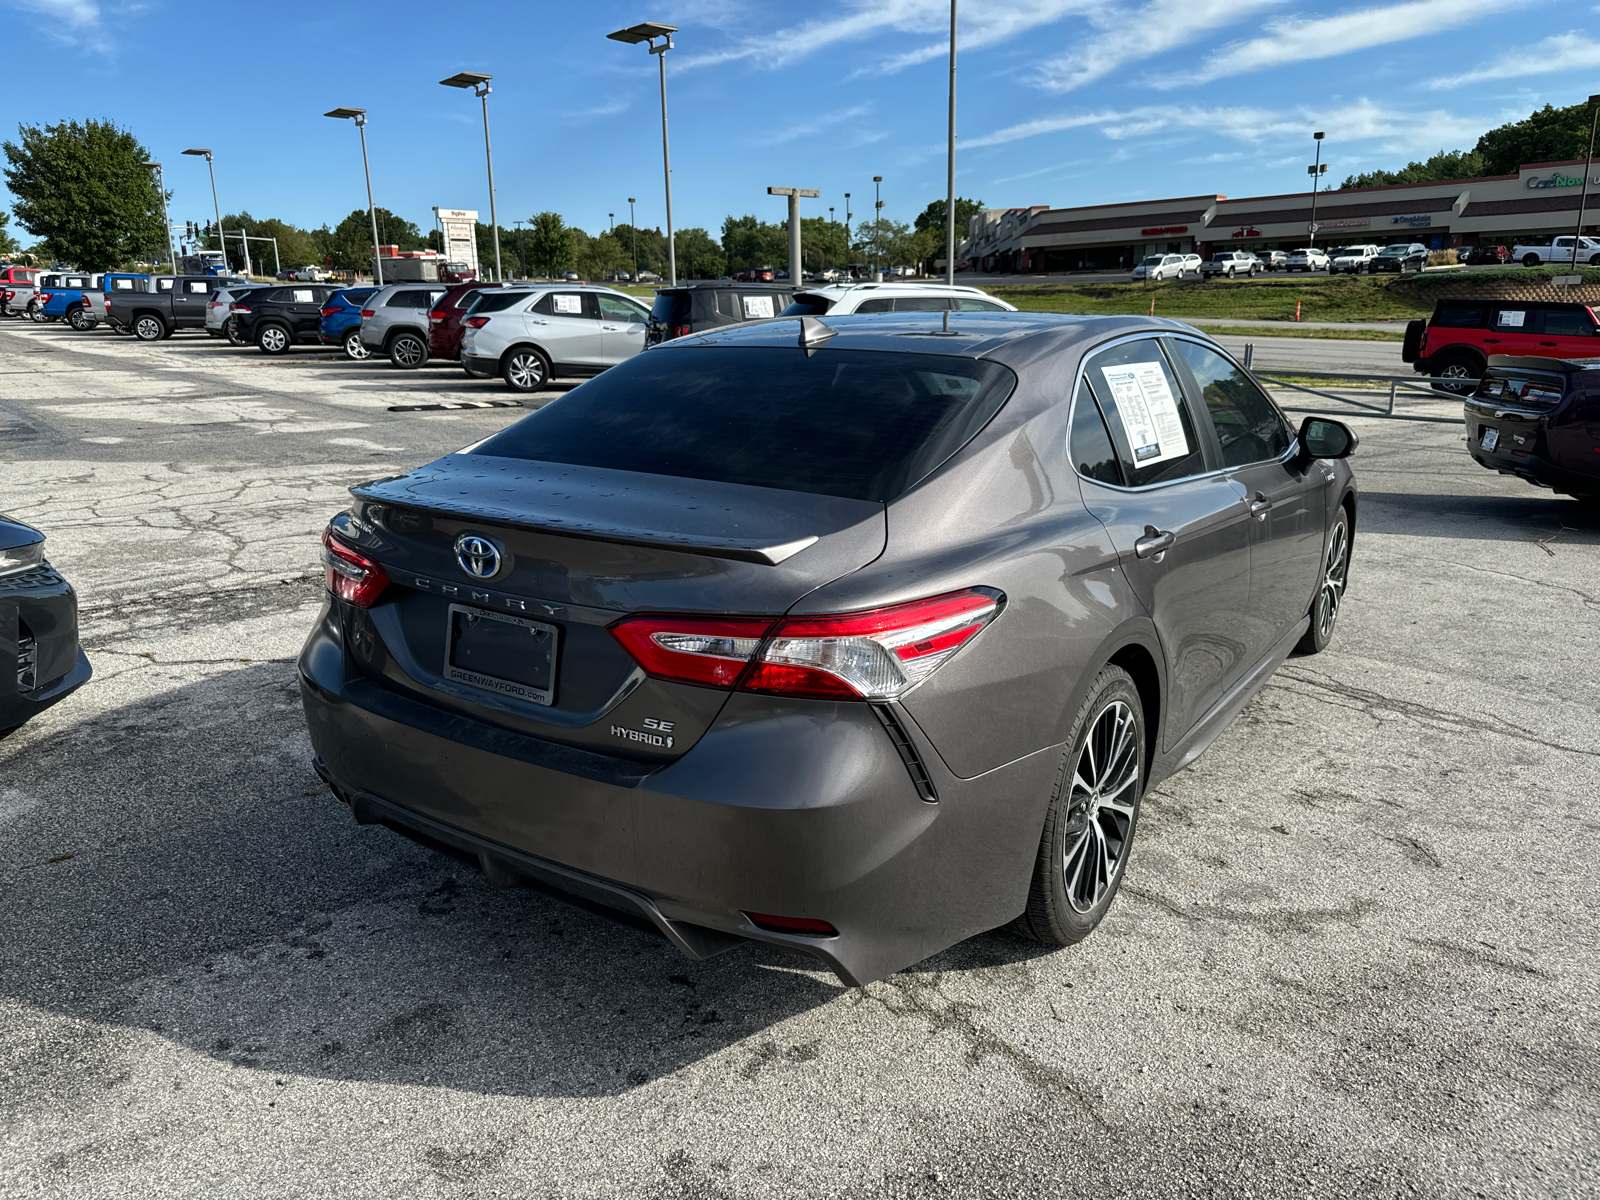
left=256, top=323, right=292, bottom=355
left=133, top=314, right=165, bottom=341
left=388, top=331, right=426, bottom=369
left=225, top=316, right=246, bottom=346
left=1431, top=355, right=1481, bottom=395
left=501, top=346, right=550, bottom=392
left=1297, top=507, right=1350, bottom=654
left=1589, top=255, right=1600, bottom=266
left=1012, top=665, right=1145, bottom=946
left=67, top=306, right=94, bottom=331
left=1523, top=254, right=1541, bottom=268
left=343, top=329, right=370, bottom=360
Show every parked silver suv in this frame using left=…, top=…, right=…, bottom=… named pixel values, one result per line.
left=359, top=283, right=449, bottom=369
left=458, top=284, right=650, bottom=391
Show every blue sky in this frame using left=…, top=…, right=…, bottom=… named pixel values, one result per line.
left=1, top=0, right=1595, bottom=240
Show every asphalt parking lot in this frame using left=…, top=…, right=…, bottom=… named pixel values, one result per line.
left=2, top=320, right=1597, bottom=1199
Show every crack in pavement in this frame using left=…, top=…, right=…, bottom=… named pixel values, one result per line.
left=1123, top=885, right=1376, bottom=936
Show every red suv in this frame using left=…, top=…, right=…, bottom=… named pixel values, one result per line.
left=1403, top=299, right=1599, bottom=392
left=427, top=281, right=503, bottom=362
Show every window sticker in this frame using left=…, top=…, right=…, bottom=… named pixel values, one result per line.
left=1100, top=362, right=1189, bottom=465
left=742, top=294, right=775, bottom=319
left=552, top=294, right=583, bottom=314
left=1494, top=309, right=1526, bottom=328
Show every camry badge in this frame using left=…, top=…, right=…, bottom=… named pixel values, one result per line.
left=455, top=533, right=502, bottom=579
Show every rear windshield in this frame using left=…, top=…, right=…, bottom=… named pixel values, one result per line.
left=472, top=346, right=1018, bottom=502
left=650, top=291, right=692, bottom=323
left=338, top=288, right=376, bottom=305
left=780, top=295, right=832, bottom=317
left=469, top=291, right=533, bottom=314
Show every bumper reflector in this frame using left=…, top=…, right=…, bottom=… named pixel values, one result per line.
left=746, top=913, right=838, bottom=937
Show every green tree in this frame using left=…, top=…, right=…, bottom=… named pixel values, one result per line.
left=675, top=227, right=724, bottom=278
left=1476, top=102, right=1595, bottom=176
left=527, top=211, right=574, bottom=278
left=799, top=216, right=847, bottom=271
left=1340, top=149, right=1486, bottom=190
left=2, top=119, right=166, bottom=270
left=575, top=231, right=628, bottom=280
left=913, top=197, right=984, bottom=234
left=220, top=211, right=321, bottom=275
left=720, top=214, right=786, bottom=272
left=0, top=208, right=17, bottom=257
left=612, top=223, right=668, bottom=276
left=852, top=217, right=913, bottom=267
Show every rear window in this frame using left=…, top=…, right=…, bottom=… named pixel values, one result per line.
left=339, top=289, right=377, bottom=306
left=650, top=291, right=692, bottom=323
left=386, top=289, right=433, bottom=308
left=1434, top=305, right=1484, bottom=328
left=472, top=346, right=1018, bottom=502
left=469, top=291, right=533, bottom=314
left=780, top=294, right=833, bottom=317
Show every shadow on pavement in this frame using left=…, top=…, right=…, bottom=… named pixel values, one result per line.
left=1357, top=490, right=1600, bottom=542
left=0, top=660, right=1047, bottom=1099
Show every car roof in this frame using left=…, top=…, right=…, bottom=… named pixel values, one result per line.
left=655, top=310, right=1205, bottom=359
left=796, top=282, right=996, bottom=298
left=660, top=281, right=792, bottom=292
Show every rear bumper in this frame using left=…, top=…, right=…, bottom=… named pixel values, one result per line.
left=298, top=599, right=1055, bottom=985
left=2, top=565, right=92, bottom=733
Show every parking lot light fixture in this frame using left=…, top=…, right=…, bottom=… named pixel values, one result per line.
left=182, top=148, right=245, bottom=275
left=440, top=72, right=501, bottom=282
left=944, top=0, right=957, bottom=287
left=324, top=108, right=383, bottom=286
left=608, top=23, right=679, bottom=286
left=627, top=197, right=638, bottom=281
left=1307, top=132, right=1326, bottom=250
left=1570, top=96, right=1600, bottom=262
left=141, top=161, right=177, bottom=275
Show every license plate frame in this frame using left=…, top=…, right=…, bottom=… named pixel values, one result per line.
left=1480, top=427, right=1499, bottom=452
left=444, top=603, right=559, bottom=706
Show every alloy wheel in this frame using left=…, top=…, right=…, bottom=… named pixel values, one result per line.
left=1317, top=518, right=1349, bottom=642
left=135, top=316, right=163, bottom=341
left=1062, top=700, right=1139, bottom=914
left=344, top=331, right=370, bottom=360
left=392, top=336, right=423, bottom=367
left=260, top=327, right=288, bottom=353
left=506, top=352, right=545, bottom=391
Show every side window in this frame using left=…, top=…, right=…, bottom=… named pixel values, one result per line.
left=956, top=299, right=1005, bottom=311
left=1084, top=339, right=1207, bottom=487
left=1170, top=339, right=1291, bottom=468
left=1490, top=307, right=1529, bottom=331
left=533, top=292, right=592, bottom=317
left=894, top=296, right=951, bottom=312
left=598, top=294, right=648, bottom=321
left=1539, top=308, right=1594, bottom=337
left=854, top=297, right=894, bottom=314
left=1435, top=305, right=1484, bottom=328
left=1069, top=378, right=1123, bottom=486
left=290, top=288, right=315, bottom=303
left=188, top=281, right=210, bottom=293
left=158, top=278, right=175, bottom=291
left=387, top=289, right=427, bottom=308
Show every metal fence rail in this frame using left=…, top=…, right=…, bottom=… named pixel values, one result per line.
left=1241, top=344, right=1465, bottom=424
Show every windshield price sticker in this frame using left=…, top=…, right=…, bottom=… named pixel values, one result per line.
left=1101, top=362, right=1189, bottom=465
left=742, top=294, right=775, bottom=319
left=553, top=294, right=582, bottom=314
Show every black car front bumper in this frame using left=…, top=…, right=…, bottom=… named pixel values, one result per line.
left=1, top=562, right=92, bottom=734
left=299, top=597, right=1057, bottom=985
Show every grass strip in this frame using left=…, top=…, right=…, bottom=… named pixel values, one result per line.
left=992, top=275, right=1431, bottom=322
left=1191, top=324, right=1404, bottom=342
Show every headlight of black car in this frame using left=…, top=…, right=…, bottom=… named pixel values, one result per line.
left=0, top=540, right=45, bottom=577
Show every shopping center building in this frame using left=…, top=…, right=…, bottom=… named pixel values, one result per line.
left=961, top=158, right=1600, bottom=272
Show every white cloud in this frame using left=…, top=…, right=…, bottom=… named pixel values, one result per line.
left=1166, top=0, right=1515, bottom=86
left=770, top=105, right=874, bottom=144
left=1429, top=31, right=1600, bottom=89
left=1034, top=0, right=1284, bottom=93
left=676, top=0, right=1097, bottom=74
left=5, top=0, right=109, bottom=51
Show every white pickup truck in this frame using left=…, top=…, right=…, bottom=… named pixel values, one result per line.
left=1512, top=236, right=1600, bottom=267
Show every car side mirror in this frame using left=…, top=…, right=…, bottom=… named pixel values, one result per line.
left=1297, top=416, right=1358, bottom=461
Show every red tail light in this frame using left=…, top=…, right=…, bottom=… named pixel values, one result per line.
left=465, top=315, right=490, bottom=329
left=320, top=306, right=340, bottom=317
left=230, top=303, right=250, bottom=313
left=359, top=309, right=376, bottom=318
left=745, top=913, right=838, bottom=937
left=609, top=589, right=1001, bottom=700
left=321, top=528, right=389, bottom=608
left=428, top=308, right=446, bottom=322
left=672, top=323, right=691, bottom=339
left=38, top=293, right=50, bottom=303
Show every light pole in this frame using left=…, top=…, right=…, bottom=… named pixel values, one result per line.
left=440, top=72, right=501, bottom=282
left=873, top=175, right=884, bottom=278
left=1306, top=131, right=1327, bottom=251
left=944, top=0, right=958, bottom=286
left=1570, top=95, right=1600, bottom=264
left=141, top=161, right=176, bottom=274
left=608, top=22, right=678, bottom=286
left=844, top=193, right=851, bottom=275
left=324, top=108, right=383, bottom=285
left=828, top=207, right=834, bottom=270
left=183, top=148, right=248, bottom=276
left=628, top=197, right=638, bottom=280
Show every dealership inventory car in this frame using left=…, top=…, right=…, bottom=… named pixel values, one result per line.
left=301, top=310, right=1358, bottom=986
left=428, top=281, right=504, bottom=365
left=358, top=283, right=449, bottom=368
left=1259, top=250, right=1288, bottom=271
left=206, top=284, right=268, bottom=342
left=1, top=514, right=91, bottom=738
left=317, top=287, right=380, bottom=358
left=1200, top=251, right=1260, bottom=278
left=459, top=284, right=650, bottom=390
left=231, top=284, right=342, bottom=354
left=1286, top=247, right=1330, bottom=272
left=1328, top=245, right=1380, bottom=274
left=1462, top=244, right=1512, bottom=265
left=646, top=282, right=795, bottom=347
left=780, top=282, right=1015, bottom=318
left=1131, top=254, right=1188, bottom=282
left=1367, top=243, right=1428, bottom=274
left=1464, top=356, right=1600, bottom=503
left=1403, top=298, right=1600, bottom=391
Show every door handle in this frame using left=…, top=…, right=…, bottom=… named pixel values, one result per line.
left=1249, top=492, right=1272, bottom=520
left=1134, top=525, right=1175, bottom=560
left=1539, top=341, right=1557, bottom=346
left=1484, top=338, right=1500, bottom=343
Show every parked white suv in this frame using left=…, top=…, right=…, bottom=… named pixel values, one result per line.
left=778, top=282, right=1016, bottom=316
left=1287, top=247, right=1330, bottom=272
left=459, top=284, right=651, bottom=391
left=1131, top=254, right=1188, bottom=282
left=1328, top=244, right=1381, bottom=275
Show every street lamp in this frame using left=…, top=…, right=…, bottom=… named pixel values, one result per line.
left=141, top=161, right=176, bottom=275
left=844, top=192, right=852, bottom=276
left=608, top=22, right=679, bottom=286
left=182, top=148, right=248, bottom=276
left=324, top=108, right=384, bottom=286
left=440, top=71, right=501, bottom=282
left=1571, top=95, right=1600, bottom=263
left=1306, top=131, right=1327, bottom=251
left=873, top=175, right=884, bottom=277
left=944, top=0, right=958, bottom=286
left=628, top=197, right=638, bottom=281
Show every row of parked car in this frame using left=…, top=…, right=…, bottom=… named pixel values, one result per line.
left=0, top=266, right=1015, bottom=392
left=1135, top=243, right=1434, bottom=283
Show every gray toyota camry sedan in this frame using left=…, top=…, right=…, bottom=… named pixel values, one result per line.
left=300, top=311, right=1357, bottom=985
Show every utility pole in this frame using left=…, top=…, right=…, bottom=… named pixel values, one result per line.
left=944, top=0, right=957, bottom=285
left=844, top=193, right=852, bottom=276
left=607, top=23, right=680, bottom=285
left=141, top=161, right=176, bottom=274
left=873, top=175, right=884, bottom=279
left=1571, top=95, right=1600, bottom=264
left=768, top=187, right=820, bottom=285
left=1307, top=131, right=1327, bottom=251
left=628, top=197, right=638, bottom=280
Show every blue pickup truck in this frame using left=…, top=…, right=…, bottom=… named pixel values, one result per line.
left=36, top=272, right=102, bottom=328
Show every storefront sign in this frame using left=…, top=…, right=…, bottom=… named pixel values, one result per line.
left=1230, top=227, right=1261, bottom=239
left=1141, top=226, right=1188, bottom=236
left=1318, top=217, right=1371, bottom=229
left=1526, top=171, right=1600, bottom=189
left=1390, top=214, right=1433, bottom=226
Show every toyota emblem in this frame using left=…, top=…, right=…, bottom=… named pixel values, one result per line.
left=455, top=534, right=503, bottom=579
